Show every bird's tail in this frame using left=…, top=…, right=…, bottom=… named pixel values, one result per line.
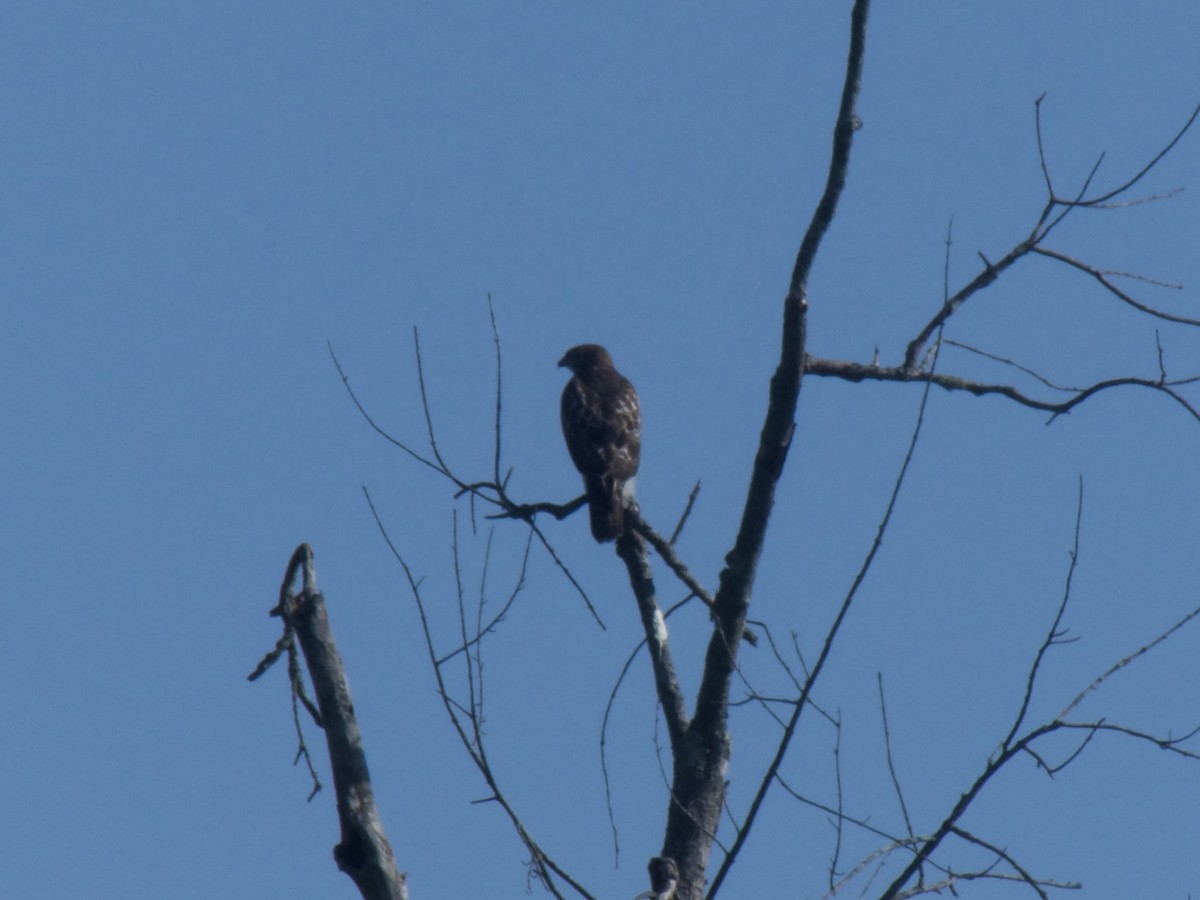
left=586, top=474, right=624, bottom=542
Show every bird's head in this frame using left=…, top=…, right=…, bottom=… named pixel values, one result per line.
left=558, top=343, right=613, bottom=376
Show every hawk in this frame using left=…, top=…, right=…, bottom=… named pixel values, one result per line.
left=558, top=343, right=641, bottom=542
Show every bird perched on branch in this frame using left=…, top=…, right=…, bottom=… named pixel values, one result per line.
left=558, top=343, right=641, bottom=542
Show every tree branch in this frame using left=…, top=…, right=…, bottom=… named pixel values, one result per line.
left=710, top=315, right=934, bottom=900
left=616, top=524, right=690, bottom=749
left=695, top=5, right=873, bottom=897
left=902, top=96, right=1200, bottom=371
left=803, top=355, right=1200, bottom=423
left=264, top=544, right=409, bottom=900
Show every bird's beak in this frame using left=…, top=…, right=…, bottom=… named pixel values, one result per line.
left=557, top=354, right=568, bottom=368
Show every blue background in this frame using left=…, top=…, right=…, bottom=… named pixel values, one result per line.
left=3, top=3, right=1198, bottom=897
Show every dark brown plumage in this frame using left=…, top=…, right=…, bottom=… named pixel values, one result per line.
left=558, top=344, right=641, bottom=542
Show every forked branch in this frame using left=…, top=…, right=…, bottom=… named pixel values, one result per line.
left=875, top=498, right=1200, bottom=899
left=897, top=98, right=1200, bottom=375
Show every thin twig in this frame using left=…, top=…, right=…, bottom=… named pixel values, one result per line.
left=1073, top=100, right=1200, bottom=207
left=488, top=294, right=504, bottom=484
left=670, top=480, right=702, bottom=546
left=436, top=528, right=533, bottom=666
left=329, top=341, right=450, bottom=479
left=829, top=717, right=845, bottom=891
left=1058, top=603, right=1200, bottom=719
left=1002, top=478, right=1084, bottom=751
left=877, top=675, right=916, bottom=847
left=363, top=489, right=593, bottom=900
left=948, top=828, right=1054, bottom=900
left=1032, top=246, right=1200, bottom=326
left=939, top=340, right=1074, bottom=391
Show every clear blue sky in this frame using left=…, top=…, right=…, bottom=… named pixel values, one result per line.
left=3, top=3, right=1199, bottom=898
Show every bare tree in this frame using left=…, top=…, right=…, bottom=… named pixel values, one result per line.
left=252, top=2, right=1200, bottom=897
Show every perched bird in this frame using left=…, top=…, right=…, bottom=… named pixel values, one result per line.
left=558, top=343, right=641, bottom=542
